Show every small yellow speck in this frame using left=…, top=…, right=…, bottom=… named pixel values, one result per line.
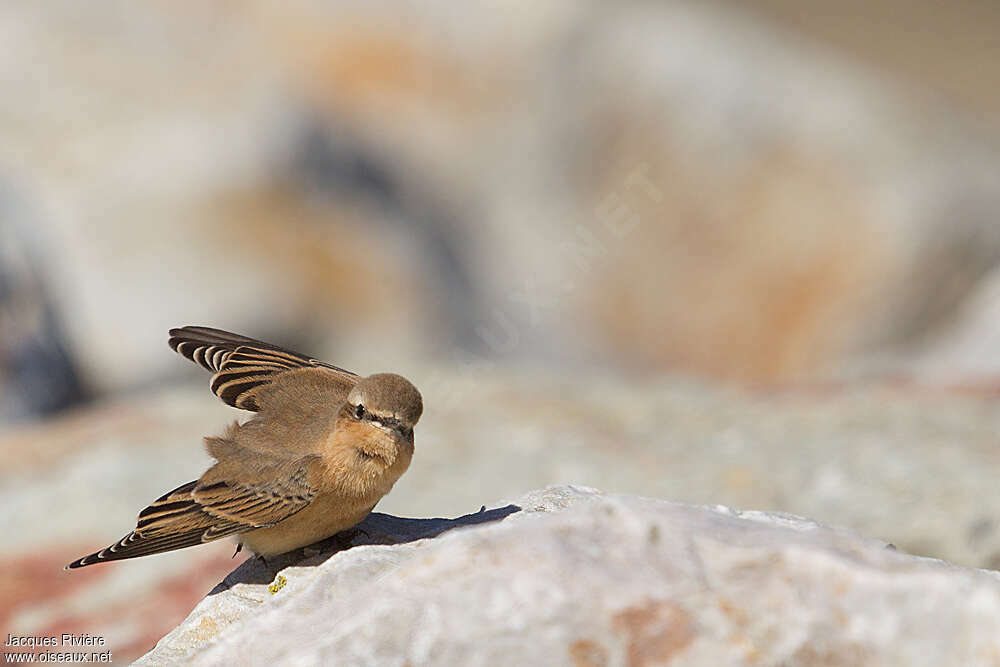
left=268, top=575, right=287, bottom=594
left=194, top=616, right=220, bottom=641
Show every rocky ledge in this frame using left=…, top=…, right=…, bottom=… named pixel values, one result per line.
left=136, top=486, right=1000, bottom=666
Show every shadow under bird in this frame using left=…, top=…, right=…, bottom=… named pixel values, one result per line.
left=66, top=326, right=422, bottom=569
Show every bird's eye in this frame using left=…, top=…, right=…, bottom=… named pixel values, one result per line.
left=353, top=403, right=366, bottom=420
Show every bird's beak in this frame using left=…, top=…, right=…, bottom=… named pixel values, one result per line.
left=369, top=414, right=412, bottom=440
left=391, top=423, right=413, bottom=441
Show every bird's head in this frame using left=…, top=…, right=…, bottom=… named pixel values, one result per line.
left=344, top=373, right=423, bottom=440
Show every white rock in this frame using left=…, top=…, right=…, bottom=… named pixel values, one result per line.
left=137, top=486, right=1000, bottom=666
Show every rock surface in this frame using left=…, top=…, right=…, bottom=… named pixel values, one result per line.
left=136, top=486, right=1000, bottom=666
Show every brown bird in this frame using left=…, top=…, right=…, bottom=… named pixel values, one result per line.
left=66, top=326, right=422, bottom=569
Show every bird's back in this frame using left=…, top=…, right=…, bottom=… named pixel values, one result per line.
left=226, top=367, right=355, bottom=455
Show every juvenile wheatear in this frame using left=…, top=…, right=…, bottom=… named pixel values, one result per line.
left=66, top=326, right=422, bottom=568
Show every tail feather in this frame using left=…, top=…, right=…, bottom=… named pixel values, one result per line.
left=65, top=480, right=245, bottom=569
left=66, top=531, right=206, bottom=569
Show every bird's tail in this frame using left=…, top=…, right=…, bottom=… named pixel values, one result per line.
left=65, top=480, right=243, bottom=569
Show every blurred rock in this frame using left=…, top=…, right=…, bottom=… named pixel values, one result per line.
left=263, top=0, right=1000, bottom=382
left=137, top=486, right=1000, bottom=666
left=1, top=1, right=1000, bottom=410
left=718, top=0, right=1000, bottom=133
left=877, top=265, right=1000, bottom=387
left=0, top=1, right=470, bottom=403
left=0, top=214, right=88, bottom=422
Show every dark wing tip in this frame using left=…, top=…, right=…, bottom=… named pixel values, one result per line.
left=168, top=327, right=257, bottom=374
left=169, top=325, right=236, bottom=337
left=167, top=325, right=204, bottom=350
left=65, top=551, right=101, bottom=570
left=168, top=326, right=246, bottom=350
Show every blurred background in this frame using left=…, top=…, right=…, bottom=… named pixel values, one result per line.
left=3, top=0, right=1000, bottom=662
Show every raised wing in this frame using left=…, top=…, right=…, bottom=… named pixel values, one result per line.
left=168, top=326, right=359, bottom=411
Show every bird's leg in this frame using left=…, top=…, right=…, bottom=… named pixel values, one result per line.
left=322, top=526, right=368, bottom=553
left=343, top=525, right=371, bottom=546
